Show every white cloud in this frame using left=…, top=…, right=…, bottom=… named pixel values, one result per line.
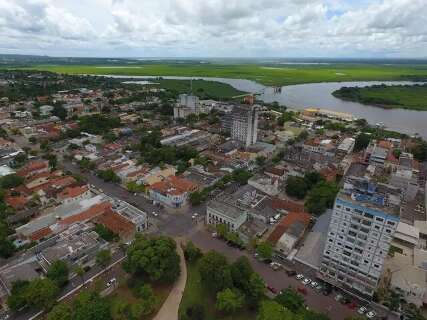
left=0, top=0, right=426, bottom=57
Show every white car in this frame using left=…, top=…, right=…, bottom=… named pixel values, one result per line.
left=296, top=274, right=304, bottom=280
left=358, top=306, right=368, bottom=314
left=152, top=211, right=159, bottom=217
left=366, top=311, right=376, bottom=319
left=106, top=278, right=116, bottom=287
left=302, top=278, right=311, bottom=285
left=310, top=281, right=318, bottom=288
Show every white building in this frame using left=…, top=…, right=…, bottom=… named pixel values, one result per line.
left=173, top=94, right=203, bottom=119
left=230, top=105, right=259, bottom=147
left=206, top=200, right=248, bottom=232
left=320, top=177, right=400, bottom=297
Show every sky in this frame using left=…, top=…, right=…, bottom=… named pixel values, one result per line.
left=0, top=0, right=426, bottom=58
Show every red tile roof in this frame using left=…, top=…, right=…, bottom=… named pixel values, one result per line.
left=59, top=202, right=111, bottom=226
left=267, top=211, right=311, bottom=245
left=57, top=185, right=89, bottom=200
left=271, top=198, right=306, bottom=212
left=30, top=227, right=52, bottom=241
left=96, top=209, right=134, bottom=237
left=149, top=176, right=198, bottom=196
left=17, top=160, right=49, bottom=178
left=5, top=195, right=29, bottom=210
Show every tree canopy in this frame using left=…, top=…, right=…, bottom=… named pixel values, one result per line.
left=47, top=260, right=69, bottom=288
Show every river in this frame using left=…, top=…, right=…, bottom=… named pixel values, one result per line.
left=101, top=75, right=427, bottom=138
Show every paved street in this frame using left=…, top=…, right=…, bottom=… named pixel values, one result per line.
left=8, top=160, right=398, bottom=320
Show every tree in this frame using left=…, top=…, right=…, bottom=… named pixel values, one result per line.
left=75, top=265, right=85, bottom=286
left=247, top=273, right=265, bottom=306
left=198, top=251, right=232, bottom=293
left=303, top=310, right=330, bottom=320
left=230, top=256, right=253, bottom=291
left=24, top=278, right=59, bottom=310
left=215, top=223, right=228, bottom=239
left=410, top=140, right=427, bottom=161
left=52, top=105, right=67, bottom=121
left=7, top=280, right=29, bottom=311
left=256, top=242, right=273, bottom=260
left=275, top=287, right=305, bottom=313
left=47, top=304, right=72, bottom=320
left=285, top=176, right=308, bottom=199
left=216, top=288, right=244, bottom=313
left=305, top=181, right=339, bottom=215
left=304, top=171, right=324, bottom=188
left=73, top=291, right=112, bottom=320
left=185, top=304, right=205, bottom=320
left=257, top=300, right=294, bottom=320
left=96, top=249, right=112, bottom=269
left=123, top=235, right=180, bottom=283
left=354, top=133, right=371, bottom=152
left=47, top=260, right=69, bottom=288
left=136, top=284, right=157, bottom=315
left=183, top=241, right=202, bottom=263
left=256, top=156, right=266, bottom=167
left=97, top=169, right=121, bottom=183
left=232, top=169, right=253, bottom=184
left=0, top=174, right=24, bottom=188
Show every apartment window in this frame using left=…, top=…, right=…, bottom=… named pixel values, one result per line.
left=350, top=224, right=359, bottom=230
left=346, top=207, right=351, bottom=212
left=349, top=231, right=357, bottom=237
left=346, top=237, right=355, bottom=243
left=360, top=227, right=370, bottom=234
left=362, top=220, right=372, bottom=227
left=375, top=217, right=384, bottom=222
left=364, top=260, right=369, bottom=264
left=385, top=229, right=392, bottom=234
left=343, top=251, right=351, bottom=257
left=364, top=213, right=374, bottom=219
left=354, top=248, right=363, bottom=254
left=374, top=264, right=379, bottom=268
left=345, top=245, right=353, bottom=250
left=355, top=209, right=363, bottom=214
left=336, top=205, right=342, bottom=209
left=387, top=221, right=396, bottom=226
left=374, top=225, right=380, bottom=230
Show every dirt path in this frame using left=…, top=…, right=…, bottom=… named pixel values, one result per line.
left=153, top=238, right=187, bottom=320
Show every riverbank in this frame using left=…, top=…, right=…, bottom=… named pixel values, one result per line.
left=332, top=83, right=427, bottom=111
left=19, top=63, right=427, bottom=86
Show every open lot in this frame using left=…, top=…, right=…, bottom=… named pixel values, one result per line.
left=19, top=63, right=427, bottom=86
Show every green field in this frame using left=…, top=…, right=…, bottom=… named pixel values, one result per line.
left=19, top=63, right=427, bottom=86
left=333, top=83, right=427, bottom=111
left=179, top=263, right=256, bottom=320
left=153, top=79, right=246, bottom=99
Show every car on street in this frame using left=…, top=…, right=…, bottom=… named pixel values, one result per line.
left=266, top=285, right=278, bottom=294
left=192, top=213, right=199, bottom=219
left=358, top=306, right=368, bottom=314
left=335, top=294, right=343, bottom=302
left=212, top=232, right=217, bottom=238
left=302, top=278, right=311, bottom=286
left=270, top=262, right=282, bottom=271
left=152, top=211, right=159, bottom=217
left=315, top=283, right=323, bottom=291
left=309, top=281, right=318, bottom=288
left=296, top=274, right=304, bottom=280
left=366, top=311, right=376, bottom=319
left=106, top=278, right=116, bottom=287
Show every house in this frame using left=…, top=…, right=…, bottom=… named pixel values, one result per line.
left=138, top=165, right=177, bottom=186
left=57, top=185, right=91, bottom=204
left=248, top=174, right=280, bottom=196
left=17, top=160, right=49, bottom=179
left=148, top=176, right=198, bottom=208
left=267, top=211, right=311, bottom=256
left=95, top=209, right=136, bottom=243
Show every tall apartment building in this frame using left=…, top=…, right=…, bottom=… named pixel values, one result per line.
left=320, top=176, right=401, bottom=297
left=230, top=104, right=259, bottom=147
left=173, top=94, right=202, bottom=119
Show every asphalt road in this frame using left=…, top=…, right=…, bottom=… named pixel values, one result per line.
left=8, top=160, right=397, bottom=320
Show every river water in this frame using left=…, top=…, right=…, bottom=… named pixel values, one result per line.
left=101, top=75, right=427, bottom=138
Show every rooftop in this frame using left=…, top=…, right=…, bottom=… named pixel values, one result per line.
left=267, top=211, right=311, bottom=245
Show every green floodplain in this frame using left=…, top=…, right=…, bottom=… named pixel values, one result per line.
left=22, top=62, right=427, bottom=86
left=333, top=83, right=427, bottom=111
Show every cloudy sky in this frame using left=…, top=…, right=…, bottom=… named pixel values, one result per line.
left=0, top=0, right=426, bottom=58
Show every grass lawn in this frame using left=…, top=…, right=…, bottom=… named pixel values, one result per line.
left=15, top=62, right=427, bottom=86
left=179, top=263, right=257, bottom=320
left=333, top=84, right=427, bottom=111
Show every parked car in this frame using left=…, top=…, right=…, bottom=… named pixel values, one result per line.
left=152, top=211, right=159, bottom=217
left=106, top=278, right=116, bottom=287
left=212, top=232, right=217, bottom=238
left=310, top=281, right=318, bottom=288
left=270, top=262, right=282, bottom=271
left=302, top=278, right=311, bottom=286
left=347, top=302, right=357, bottom=310
left=358, top=306, right=368, bottom=314
left=335, top=294, right=343, bottom=302
left=296, top=274, right=304, bottom=280
left=366, top=311, right=376, bottom=319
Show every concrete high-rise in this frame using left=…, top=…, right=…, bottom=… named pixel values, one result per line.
left=230, top=104, right=259, bottom=147
left=320, top=176, right=401, bottom=297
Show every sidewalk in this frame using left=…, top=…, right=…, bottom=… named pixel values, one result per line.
left=153, top=239, right=187, bottom=320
